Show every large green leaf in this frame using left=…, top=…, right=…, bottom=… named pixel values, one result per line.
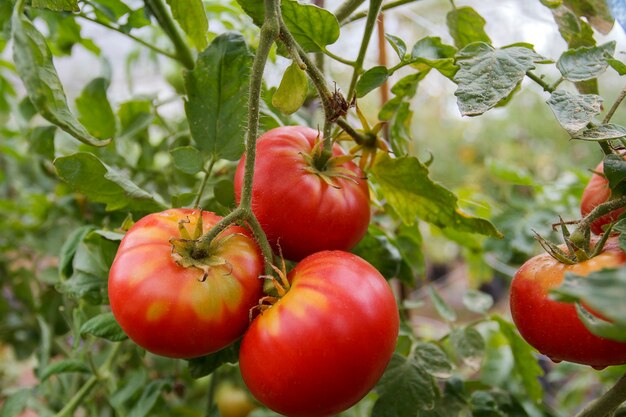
left=166, top=0, right=208, bottom=50
left=454, top=43, right=544, bottom=116
left=372, top=154, right=502, bottom=238
left=184, top=32, right=252, bottom=160
left=75, top=77, right=117, bottom=140
left=446, top=6, right=491, bottom=49
left=546, top=90, right=603, bottom=134
left=372, top=354, right=438, bottom=417
left=236, top=0, right=339, bottom=52
left=11, top=10, right=110, bottom=147
left=54, top=152, right=167, bottom=212
left=557, top=41, right=616, bottom=82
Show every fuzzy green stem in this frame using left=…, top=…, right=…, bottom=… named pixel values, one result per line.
left=144, top=0, right=195, bottom=70
left=574, top=373, right=626, bottom=417
left=526, top=71, right=555, bottom=93
left=321, top=47, right=357, bottom=66
left=54, top=343, right=123, bottom=417
left=193, top=157, right=216, bottom=209
left=246, top=215, right=279, bottom=275
left=346, top=0, right=383, bottom=102
left=570, top=195, right=626, bottom=245
left=336, top=118, right=366, bottom=145
left=603, top=88, right=626, bottom=124
left=78, top=14, right=179, bottom=61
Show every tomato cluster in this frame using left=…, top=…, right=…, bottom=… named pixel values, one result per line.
left=108, top=127, right=399, bottom=416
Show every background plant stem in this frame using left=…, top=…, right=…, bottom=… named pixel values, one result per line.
left=575, top=373, right=626, bottom=417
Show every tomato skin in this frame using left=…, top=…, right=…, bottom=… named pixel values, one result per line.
left=234, top=126, right=370, bottom=261
left=510, top=239, right=626, bottom=368
left=239, top=251, right=399, bottom=417
left=108, top=209, right=263, bottom=359
left=581, top=160, right=625, bottom=235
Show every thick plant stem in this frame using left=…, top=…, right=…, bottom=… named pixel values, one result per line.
left=144, top=0, right=195, bottom=70
left=570, top=195, right=626, bottom=245
left=346, top=0, right=384, bottom=102
left=575, top=373, right=626, bottom=417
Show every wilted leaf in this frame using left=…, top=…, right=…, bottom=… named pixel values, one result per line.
left=272, top=62, right=308, bottom=114
left=557, top=42, right=616, bottom=81
left=454, top=43, right=544, bottom=116
left=546, top=90, right=603, bottom=134
left=573, top=123, right=626, bottom=141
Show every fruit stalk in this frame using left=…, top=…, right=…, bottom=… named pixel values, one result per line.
left=575, top=373, right=626, bottom=417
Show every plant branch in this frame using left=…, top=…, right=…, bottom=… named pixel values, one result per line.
left=193, top=157, right=216, bottom=209
left=575, top=373, right=626, bottom=417
left=336, top=118, right=365, bottom=145
left=347, top=0, right=384, bottom=102
left=321, top=47, right=357, bottom=66
left=334, top=0, right=366, bottom=23
left=54, top=343, right=123, bottom=417
left=342, top=0, right=425, bottom=25
left=143, top=0, right=195, bottom=70
left=603, top=88, right=626, bottom=124
left=77, top=14, right=179, bottom=61
left=570, top=195, right=626, bottom=245
left=526, top=71, right=555, bottom=93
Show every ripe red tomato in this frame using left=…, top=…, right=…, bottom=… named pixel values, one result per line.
left=510, top=239, right=626, bottom=368
left=239, top=251, right=399, bottom=417
left=581, top=160, right=625, bottom=234
left=234, top=126, right=370, bottom=261
left=108, top=209, right=263, bottom=359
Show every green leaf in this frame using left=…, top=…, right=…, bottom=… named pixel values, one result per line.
left=546, top=90, right=603, bottom=134
left=110, top=370, right=148, bottom=410
left=493, top=316, right=544, bottom=403
left=607, top=56, right=626, bottom=75
left=11, top=10, right=110, bottom=147
left=428, top=286, right=457, bottom=322
left=91, top=0, right=131, bottom=20
left=563, top=0, right=615, bottom=34
left=0, top=389, right=31, bottom=417
left=603, top=154, right=626, bottom=194
left=351, top=225, right=409, bottom=283
left=75, top=77, right=117, bottom=140
left=462, top=290, right=494, bottom=315
left=575, top=303, right=626, bottom=341
left=573, top=123, right=626, bottom=140
left=557, top=41, right=616, bottom=81
left=454, top=43, right=544, bottom=116
left=386, top=33, right=407, bottom=61
left=373, top=354, right=438, bottom=417
left=272, top=62, right=308, bottom=114
left=58, top=231, right=118, bottom=304
left=59, top=225, right=97, bottom=280
left=185, top=32, right=253, bottom=160
left=54, top=152, right=167, bottom=212
left=118, top=99, right=154, bottom=141
left=372, top=154, right=502, bottom=238
left=166, top=0, right=208, bottom=50
left=446, top=6, right=491, bottom=49
left=236, top=0, right=339, bottom=52
left=187, top=342, right=240, bottom=378
left=80, top=312, right=128, bottom=341
left=356, top=66, right=389, bottom=98
left=29, top=125, right=56, bottom=160
left=410, top=37, right=458, bottom=79
left=450, top=327, right=484, bottom=369
left=414, top=342, right=454, bottom=379
left=127, top=380, right=171, bottom=417
left=31, top=0, right=79, bottom=12
left=170, top=146, right=205, bottom=175
left=550, top=5, right=597, bottom=48
left=39, top=359, right=91, bottom=381
left=281, top=0, right=340, bottom=53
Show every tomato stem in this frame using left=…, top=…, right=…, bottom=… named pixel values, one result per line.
left=574, top=372, right=626, bottom=417
left=603, top=88, right=626, bottom=125
left=571, top=195, right=626, bottom=246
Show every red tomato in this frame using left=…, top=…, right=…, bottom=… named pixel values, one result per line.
left=239, top=251, right=399, bottom=417
left=581, top=160, right=625, bottom=234
left=234, top=126, right=370, bottom=261
left=510, top=239, right=626, bottom=368
left=108, top=209, right=263, bottom=359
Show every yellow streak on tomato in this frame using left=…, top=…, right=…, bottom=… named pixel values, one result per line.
left=262, top=286, right=329, bottom=336
left=146, top=300, right=170, bottom=322
left=190, top=266, right=245, bottom=321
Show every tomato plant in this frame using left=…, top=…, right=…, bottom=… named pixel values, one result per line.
left=239, top=251, right=399, bottom=417
left=510, top=238, right=626, bottom=369
left=234, top=126, right=370, bottom=261
left=108, top=209, right=264, bottom=358
left=581, top=159, right=625, bottom=235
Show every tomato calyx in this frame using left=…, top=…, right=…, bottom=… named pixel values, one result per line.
left=337, top=105, right=389, bottom=170
left=250, top=258, right=290, bottom=319
left=169, top=213, right=232, bottom=280
left=534, top=218, right=614, bottom=265
left=301, top=138, right=363, bottom=189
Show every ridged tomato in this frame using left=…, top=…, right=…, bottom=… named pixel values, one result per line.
left=239, top=251, right=399, bottom=417
left=581, top=160, right=625, bottom=235
left=108, top=209, right=263, bottom=359
left=510, top=239, right=626, bottom=368
left=234, top=126, right=370, bottom=261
